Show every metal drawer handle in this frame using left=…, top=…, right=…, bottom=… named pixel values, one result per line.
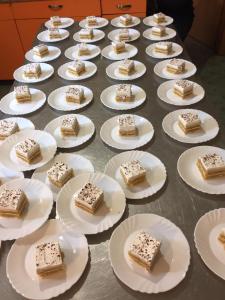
left=48, top=4, right=63, bottom=10
left=117, top=4, right=132, bottom=10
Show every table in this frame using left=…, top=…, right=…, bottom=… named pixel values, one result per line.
left=1, top=20, right=225, bottom=300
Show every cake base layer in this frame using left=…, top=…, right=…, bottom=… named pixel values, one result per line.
left=178, top=121, right=201, bottom=134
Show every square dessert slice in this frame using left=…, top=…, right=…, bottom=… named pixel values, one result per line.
left=128, top=231, right=161, bottom=271
left=65, top=86, right=85, bottom=104
left=174, top=80, right=193, bottom=98
left=0, top=120, right=19, bottom=140
left=0, top=188, right=28, bottom=217
left=79, top=28, right=94, bottom=39
left=153, top=12, right=166, bottom=24
left=117, top=29, right=130, bottom=41
left=14, top=86, right=32, bottom=103
left=47, top=161, right=73, bottom=188
left=15, top=138, right=41, bottom=163
left=197, top=153, right=225, bottom=179
left=86, top=16, right=98, bottom=26
left=33, top=44, right=49, bottom=57
left=48, top=27, right=61, bottom=39
left=118, top=59, right=135, bottom=75
left=120, top=160, right=146, bottom=185
left=152, top=25, right=166, bottom=37
left=112, top=41, right=126, bottom=54
left=35, top=241, right=64, bottom=276
left=120, top=14, right=133, bottom=26
left=77, top=43, right=90, bottom=56
left=24, top=63, right=42, bottom=79
left=218, top=228, right=225, bottom=244
left=178, top=112, right=201, bottom=133
left=74, top=182, right=103, bottom=214
left=118, top=114, right=137, bottom=136
left=155, top=41, right=172, bottom=54
left=60, top=115, right=80, bottom=136
left=50, top=16, right=61, bottom=26
left=166, top=59, right=185, bottom=74
left=115, top=84, right=133, bottom=102
left=67, top=60, right=85, bottom=76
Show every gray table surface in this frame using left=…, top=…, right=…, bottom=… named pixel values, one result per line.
left=1, top=20, right=225, bottom=300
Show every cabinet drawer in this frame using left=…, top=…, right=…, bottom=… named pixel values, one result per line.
left=0, top=4, right=14, bottom=20
left=101, top=0, right=146, bottom=15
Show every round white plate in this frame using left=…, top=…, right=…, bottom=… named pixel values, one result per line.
left=56, top=172, right=126, bottom=234
left=100, top=84, right=146, bottom=111
left=0, top=178, right=53, bottom=240
left=73, top=29, right=105, bottom=43
left=0, top=163, right=24, bottom=185
left=146, top=43, right=183, bottom=59
left=143, top=27, right=176, bottom=41
left=37, top=29, right=69, bottom=43
left=25, top=46, right=61, bottom=63
left=111, top=16, right=141, bottom=28
left=101, top=44, right=138, bottom=61
left=105, top=151, right=167, bottom=199
left=143, top=15, right=174, bottom=27
left=157, top=80, right=205, bottom=106
left=44, top=114, right=95, bottom=149
left=154, top=59, right=197, bottom=80
left=100, top=114, right=154, bottom=150
left=106, top=60, right=146, bottom=81
left=177, top=146, right=225, bottom=194
left=65, top=44, right=101, bottom=61
left=0, top=117, right=35, bottom=145
left=0, top=129, right=57, bottom=172
left=45, top=17, right=74, bottom=29
left=14, top=63, right=54, bottom=83
left=6, top=219, right=88, bottom=299
left=109, top=213, right=190, bottom=293
left=58, top=61, right=97, bottom=81
left=32, top=153, right=94, bottom=202
left=108, top=28, right=140, bottom=42
left=194, top=208, right=225, bottom=280
left=48, top=85, right=93, bottom=111
left=162, top=109, right=219, bottom=144
left=79, top=17, right=109, bottom=29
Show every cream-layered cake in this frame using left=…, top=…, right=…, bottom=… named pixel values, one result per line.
left=48, top=27, right=61, bottom=39
left=60, top=115, right=80, bottom=136
left=47, top=161, right=73, bottom=188
left=112, top=41, right=126, bottom=54
left=128, top=231, right=161, bottom=271
left=118, top=59, right=135, bottom=75
left=120, top=160, right=146, bottom=185
left=115, top=84, right=133, bottom=102
left=23, top=63, right=42, bottom=79
left=50, top=16, right=61, bottom=27
left=33, top=44, right=49, bottom=57
left=155, top=41, right=172, bottom=54
left=218, top=228, right=225, bottom=244
left=35, top=241, right=64, bottom=276
left=174, top=80, right=193, bottom=98
left=0, top=120, right=19, bottom=140
left=153, top=12, right=166, bottom=24
left=152, top=25, right=166, bottom=37
left=166, top=58, right=185, bottom=74
left=67, top=60, right=85, bottom=76
left=86, top=16, right=98, bottom=26
left=197, top=153, right=225, bottom=179
left=74, top=182, right=103, bottom=214
left=77, top=43, right=90, bottom=56
left=118, top=114, right=137, bottom=136
left=79, top=28, right=94, bottom=39
left=65, top=86, right=85, bottom=104
left=14, top=86, right=32, bottom=103
left=15, top=138, right=41, bottom=164
left=178, top=112, right=201, bottom=134
left=117, top=29, right=130, bottom=42
left=0, top=188, right=28, bottom=217
left=120, top=14, right=133, bottom=26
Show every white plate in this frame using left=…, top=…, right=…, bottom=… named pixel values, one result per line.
left=105, top=151, right=167, bottom=199
left=0, top=129, right=57, bottom=172
left=100, top=114, right=154, bottom=150
left=25, top=46, right=61, bottom=63
left=100, top=84, right=146, bottom=111
left=154, top=59, right=197, bottom=80
left=32, top=153, right=94, bottom=202
left=56, top=172, right=126, bottom=234
left=111, top=16, right=141, bottom=28
left=48, top=85, right=93, bottom=111
left=177, top=146, right=225, bottom=194
left=14, top=63, right=54, bottom=83
left=162, top=109, right=219, bottom=144
left=79, top=17, right=109, bottom=29
left=0, top=117, right=35, bottom=145
left=143, top=27, right=176, bottom=41
left=108, top=28, right=140, bottom=42
left=106, top=60, right=146, bottom=81
left=0, top=178, right=53, bottom=240
left=65, top=44, right=101, bottom=61
left=194, top=208, right=225, bottom=280
left=44, top=114, right=95, bottom=149
left=157, top=80, right=205, bottom=106
left=37, top=29, right=69, bottom=43
left=58, top=61, right=97, bottom=81
left=6, top=219, right=88, bottom=299
left=109, top=213, right=190, bottom=293
left=146, top=43, right=183, bottom=59
left=0, top=163, right=24, bottom=185
left=101, top=44, right=138, bottom=61
left=73, top=29, right=105, bottom=43
left=143, top=15, right=174, bottom=27
left=45, top=17, right=74, bottom=29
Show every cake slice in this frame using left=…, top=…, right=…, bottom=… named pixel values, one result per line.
left=117, top=29, right=130, bottom=42
left=79, top=28, right=94, bottom=39
left=77, top=43, right=90, bottom=56
left=152, top=25, right=166, bottom=37
left=14, top=86, right=32, bottom=103
left=0, top=188, right=28, bottom=217
left=118, top=114, right=137, bottom=136
left=120, top=14, right=133, bottom=26
left=48, top=27, right=61, bottom=39
left=65, top=86, right=85, bottom=104
left=112, top=41, right=126, bottom=54
left=218, top=228, right=225, bottom=244
left=33, top=44, right=49, bottom=57
left=128, top=231, right=161, bottom=271
left=174, top=80, right=193, bottom=98
left=74, top=182, right=103, bottom=214
left=67, top=60, right=85, bottom=76
left=118, top=59, right=135, bottom=75
left=178, top=112, right=201, bottom=134
left=35, top=241, right=64, bottom=276
left=86, top=16, right=98, bottom=26
left=15, top=138, right=41, bottom=164
left=60, top=115, right=80, bottom=136
left=197, top=153, right=225, bottom=179
left=0, top=120, right=19, bottom=140
left=166, top=59, right=185, bottom=74
left=23, top=63, right=42, bottom=79
left=120, top=160, right=146, bottom=185
left=153, top=12, right=166, bottom=24
left=47, top=161, right=73, bottom=188
left=50, top=16, right=61, bottom=26
left=115, top=84, right=133, bottom=102
left=155, top=41, right=172, bottom=54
